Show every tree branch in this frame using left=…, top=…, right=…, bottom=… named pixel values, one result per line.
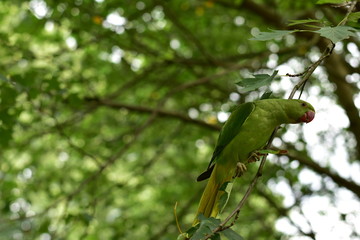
left=85, top=97, right=220, bottom=131
left=325, top=53, right=360, bottom=158
left=216, top=0, right=284, bottom=28
left=287, top=148, right=360, bottom=199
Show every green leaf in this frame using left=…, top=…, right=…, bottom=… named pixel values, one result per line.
left=348, top=12, right=360, bottom=23
left=198, top=215, right=221, bottom=226
left=191, top=215, right=221, bottom=240
left=260, top=91, right=273, bottom=99
left=314, top=26, right=357, bottom=43
left=222, top=228, right=244, bottom=240
left=190, top=224, right=211, bottom=240
left=288, top=19, right=322, bottom=26
left=218, top=181, right=233, bottom=213
left=213, top=233, right=221, bottom=240
left=316, top=0, right=347, bottom=4
left=237, top=70, right=279, bottom=92
left=184, top=225, right=199, bottom=240
left=177, top=233, right=188, bottom=240
left=250, top=30, right=294, bottom=41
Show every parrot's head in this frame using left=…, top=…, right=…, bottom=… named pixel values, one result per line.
left=289, top=99, right=315, bottom=124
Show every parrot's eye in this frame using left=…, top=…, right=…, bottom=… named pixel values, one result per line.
left=301, top=103, right=306, bottom=107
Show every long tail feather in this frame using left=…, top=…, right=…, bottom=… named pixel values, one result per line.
left=193, top=164, right=233, bottom=225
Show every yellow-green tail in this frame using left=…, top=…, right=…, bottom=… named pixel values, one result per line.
left=192, top=164, right=233, bottom=226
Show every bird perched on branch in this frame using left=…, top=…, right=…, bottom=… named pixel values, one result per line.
left=193, top=98, right=315, bottom=225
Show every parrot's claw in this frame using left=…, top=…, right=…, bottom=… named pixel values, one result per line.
left=247, top=151, right=266, bottom=163
left=234, top=162, right=247, bottom=178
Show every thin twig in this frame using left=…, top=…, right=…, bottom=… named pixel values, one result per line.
left=174, top=202, right=183, bottom=234
left=287, top=0, right=357, bottom=100
left=288, top=43, right=334, bottom=100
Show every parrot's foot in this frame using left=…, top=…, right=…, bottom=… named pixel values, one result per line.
left=234, top=162, right=247, bottom=178
left=247, top=151, right=266, bottom=163
left=247, top=149, right=289, bottom=163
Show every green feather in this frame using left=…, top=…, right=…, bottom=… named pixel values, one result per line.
left=213, top=102, right=255, bottom=162
left=197, top=102, right=254, bottom=181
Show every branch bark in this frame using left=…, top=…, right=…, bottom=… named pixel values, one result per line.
left=287, top=148, right=360, bottom=199
left=324, top=53, right=360, bottom=158
left=85, top=97, right=220, bottom=131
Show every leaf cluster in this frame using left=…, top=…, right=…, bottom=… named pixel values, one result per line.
left=251, top=26, right=357, bottom=43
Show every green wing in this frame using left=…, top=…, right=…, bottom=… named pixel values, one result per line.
left=197, top=102, right=255, bottom=181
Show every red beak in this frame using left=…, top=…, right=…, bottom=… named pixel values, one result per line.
left=299, top=111, right=315, bottom=123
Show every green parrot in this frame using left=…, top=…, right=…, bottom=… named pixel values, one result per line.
left=193, top=99, right=315, bottom=225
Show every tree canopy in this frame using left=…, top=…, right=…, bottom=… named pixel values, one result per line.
left=1, top=0, right=360, bottom=239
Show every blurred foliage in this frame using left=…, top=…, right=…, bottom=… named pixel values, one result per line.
left=0, top=0, right=360, bottom=240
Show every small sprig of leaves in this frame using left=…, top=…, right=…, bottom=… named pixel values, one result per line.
left=315, top=26, right=357, bottom=42
left=249, top=30, right=294, bottom=41
left=287, top=19, right=324, bottom=27
left=236, top=70, right=279, bottom=92
left=251, top=25, right=357, bottom=43
left=251, top=0, right=359, bottom=44
left=179, top=215, right=243, bottom=240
